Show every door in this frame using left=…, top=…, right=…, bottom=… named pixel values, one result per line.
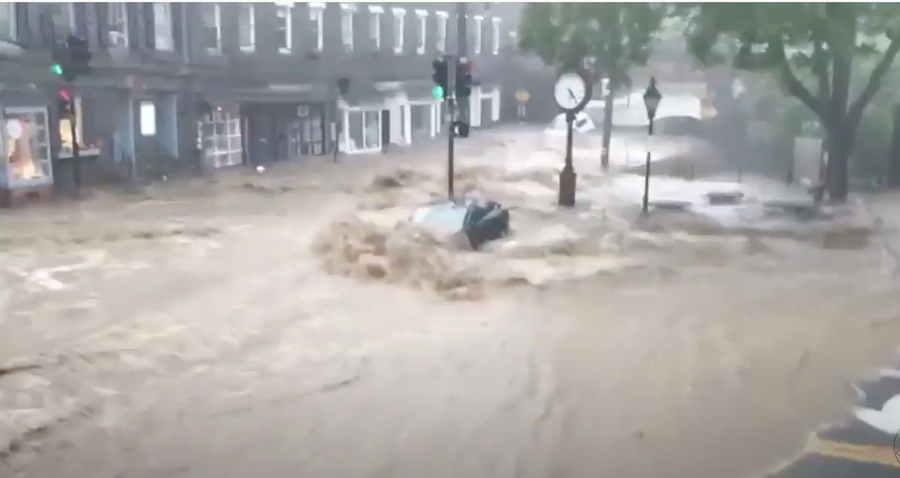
left=381, top=109, right=390, bottom=153
left=247, top=110, right=276, bottom=165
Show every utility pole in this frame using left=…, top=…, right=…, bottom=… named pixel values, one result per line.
left=456, top=2, right=468, bottom=126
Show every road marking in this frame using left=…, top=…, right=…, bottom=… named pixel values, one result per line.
left=812, top=439, right=900, bottom=468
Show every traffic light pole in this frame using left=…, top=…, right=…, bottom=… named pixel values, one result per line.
left=68, top=93, right=81, bottom=190
left=447, top=55, right=457, bottom=202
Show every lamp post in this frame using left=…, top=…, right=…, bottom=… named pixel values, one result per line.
left=641, top=77, right=662, bottom=214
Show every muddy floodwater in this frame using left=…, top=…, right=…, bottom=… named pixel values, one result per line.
left=1, top=131, right=899, bottom=478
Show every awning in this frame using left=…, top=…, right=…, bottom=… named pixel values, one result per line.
left=230, top=83, right=330, bottom=104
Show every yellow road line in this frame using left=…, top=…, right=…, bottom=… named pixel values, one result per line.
left=811, top=439, right=900, bottom=468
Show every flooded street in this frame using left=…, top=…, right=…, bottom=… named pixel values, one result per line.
left=2, top=130, right=899, bottom=478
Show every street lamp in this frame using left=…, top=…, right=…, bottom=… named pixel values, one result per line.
left=641, top=77, right=662, bottom=214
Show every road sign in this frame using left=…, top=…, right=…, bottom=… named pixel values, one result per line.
left=515, top=90, right=530, bottom=103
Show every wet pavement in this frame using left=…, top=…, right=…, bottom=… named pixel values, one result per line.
left=1, top=129, right=900, bottom=478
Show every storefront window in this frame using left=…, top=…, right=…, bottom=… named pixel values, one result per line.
left=58, top=97, right=102, bottom=158
left=201, top=107, right=242, bottom=168
left=347, top=111, right=364, bottom=151
left=5, top=108, right=52, bottom=186
left=364, top=111, right=380, bottom=149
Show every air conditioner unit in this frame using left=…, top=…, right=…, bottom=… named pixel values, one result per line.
left=107, top=31, right=127, bottom=47
left=297, top=105, right=309, bottom=117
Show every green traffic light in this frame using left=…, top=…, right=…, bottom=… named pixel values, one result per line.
left=432, top=85, right=444, bottom=99
left=51, top=63, right=63, bottom=75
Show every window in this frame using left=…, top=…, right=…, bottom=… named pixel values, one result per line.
left=491, top=17, right=501, bottom=55
left=309, top=3, right=324, bottom=51
left=275, top=2, right=292, bottom=53
left=153, top=3, right=174, bottom=51
left=200, top=108, right=242, bottom=168
left=340, top=3, right=355, bottom=52
left=368, top=5, right=382, bottom=50
left=52, top=4, right=76, bottom=34
left=415, top=9, right=427, bottom=55
left=473, top=15, right=483, bottom=55
left=107, top=2, right=128, bottom=46
left=392, top=7, right=405, bottom=54
left=238, top=3, right=255, bottom=51
left=58, top=97, right=100, bottom=159
left=4, top=108, right=52, bottom=185
left=435, top=11, right=448, bottom=53
left=0, top=4, right=15, bottom=41
left=139, top=101, right=156, bottom=136
left=201, top=4, right=221, bottom=52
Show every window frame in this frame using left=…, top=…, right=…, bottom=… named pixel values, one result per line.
left=4, top=106, right=53, bottom=187
left=201, top=3, right=222, bottom=53
left=275, top=2, right=293, bottom=54
left=367, top=5, right=382, bottom=50
left=339, top=3, right=356, bottom=52
left=391, top=7, right=405, bottom=55
left=414, top=9, right=427, bottom=55
left=473, top=15, right=483, bottom=55
left=435, top=11, right=448, bottom=53
left=238, top=3, right=255, bottom=52
left=108, top=2, right=129, bottom=47
left=491, top=17, right=501, bottom=55
left=309, top=2, right=324, bottom=52
left=153, top=2, right=174, bottom=51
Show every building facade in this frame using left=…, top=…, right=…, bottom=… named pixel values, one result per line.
left=0, top=2, right=518, bottom=203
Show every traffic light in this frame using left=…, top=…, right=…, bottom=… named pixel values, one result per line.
left=432, top=57, right=448, bottom=99
left=57, top=88, right=72, bottom=116
left=456, top=57, right=473, bottom=98
left=51, top=35, right=93, bottom=83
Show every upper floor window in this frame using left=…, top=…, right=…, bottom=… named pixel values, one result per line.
left=107, top=2, right=128, bottom=47
left=309, top=3, right=324, bottom=51
left=435, top=11, right=448, bottom=53
left=153, top=3, right=174, bottom=51
left=391, top=7, right=405, bottom=55
left=51, top=4, right=76, bottom=34
left=0, top=4, right=15, bottom=42
left=238, top=3, right=255, bottom=52
left=340, top=3, right=355, bottom=52
left=201, top=4, right=222, bottom=53
left=367, top=5, right=382, bottom=50
left=473, top=15, right=483, bottom=55
left=275, top=2, right=292, bottom=54
left=414, top=9, right=427, bottom=55
left=491, top=17, right=501, bottom=55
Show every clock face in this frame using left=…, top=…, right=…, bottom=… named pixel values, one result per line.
left=554, top=72, right=589, bottom=111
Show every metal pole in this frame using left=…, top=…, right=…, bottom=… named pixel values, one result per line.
left=642, top=117, right=654, bottom=214
left=447, top=54, right=457, bottom=202
left=456, top=2, right=468, bottom=126
left=68, top=89, right=81, bottom=191
left=558, top=111, right=577, bottom=207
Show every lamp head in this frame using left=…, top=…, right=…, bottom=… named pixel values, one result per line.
left=643, top=77, right=662, bottom=120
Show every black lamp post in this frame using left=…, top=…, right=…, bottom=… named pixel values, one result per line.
left=641, top=77, right=662, bottom=214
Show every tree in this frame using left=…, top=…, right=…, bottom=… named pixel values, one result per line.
left=518, top=3, right=665, bottom=171
left=679, top=3, right=900, bottom=201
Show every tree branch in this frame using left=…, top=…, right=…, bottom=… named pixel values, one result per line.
left=846, top=37, right=900, bottom=133
left=770, top=41, right=825, bottom=118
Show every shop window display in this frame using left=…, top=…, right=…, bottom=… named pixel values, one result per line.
left=4, top=108, right=52, bottom=186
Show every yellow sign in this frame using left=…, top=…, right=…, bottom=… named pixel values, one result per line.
left=515, top=90, right=530, bottom=103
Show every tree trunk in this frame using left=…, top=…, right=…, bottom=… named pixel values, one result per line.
left=825, top=130, right=850, bottom=202
left=600, top=87, right=614, bottom=171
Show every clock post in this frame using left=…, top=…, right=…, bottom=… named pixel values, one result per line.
left=559, top=111, right=577, bottom=207
left=553, top=68, right=593, bottom=208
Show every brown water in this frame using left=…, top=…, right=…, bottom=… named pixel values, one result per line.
left=1, top=131, right=899, bottom=478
